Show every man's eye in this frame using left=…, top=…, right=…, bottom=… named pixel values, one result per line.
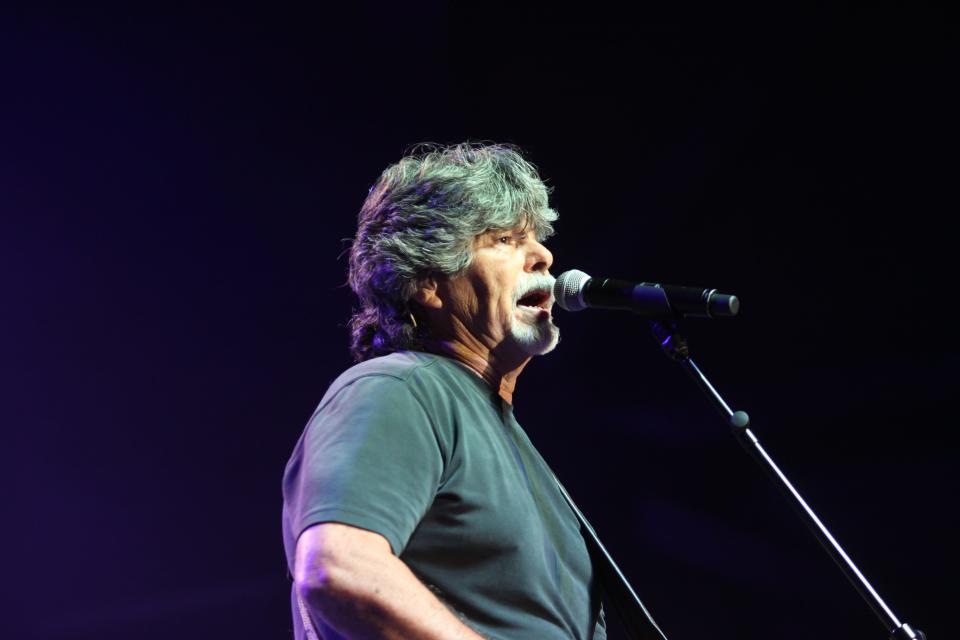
left=498, top=233, right=528, bottom=245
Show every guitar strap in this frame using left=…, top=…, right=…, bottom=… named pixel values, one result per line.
left=553, top=477, right=670, bottom=640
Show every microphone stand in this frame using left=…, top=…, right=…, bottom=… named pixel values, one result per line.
left=648, top=319, right=926, bottom=640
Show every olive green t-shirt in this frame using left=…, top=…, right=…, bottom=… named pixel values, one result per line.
left=282, top=351, right=605, bottom=640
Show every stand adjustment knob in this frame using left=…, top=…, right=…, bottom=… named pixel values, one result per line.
left=730, top=411, right=750, bottom=430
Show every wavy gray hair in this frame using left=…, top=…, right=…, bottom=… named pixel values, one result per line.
left=347, top=142, right=558, bottom=362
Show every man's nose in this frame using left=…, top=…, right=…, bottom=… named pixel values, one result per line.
left=527, top=240, right=554, bottom=273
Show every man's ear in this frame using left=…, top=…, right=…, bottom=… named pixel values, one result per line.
left=411, top=276, right=443, bottom=310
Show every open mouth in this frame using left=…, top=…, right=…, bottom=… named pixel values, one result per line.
left=516, top=288, right=552, bottom=310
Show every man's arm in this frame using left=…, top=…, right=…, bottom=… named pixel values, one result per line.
left=294, top=522, right=486, bottom=640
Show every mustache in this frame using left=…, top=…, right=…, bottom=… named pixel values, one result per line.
left=513, top=273, right=556, bottom=304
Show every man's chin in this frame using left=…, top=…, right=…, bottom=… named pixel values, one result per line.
left=510, top=323, right=560, bottom=357
left=530, top=332, right=560, bottom=356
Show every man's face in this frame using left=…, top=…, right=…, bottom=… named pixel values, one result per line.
left=438, top=225, right=559, bottom=360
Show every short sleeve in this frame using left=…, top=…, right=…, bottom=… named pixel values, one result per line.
left=284, top=374, right=445, bottom=555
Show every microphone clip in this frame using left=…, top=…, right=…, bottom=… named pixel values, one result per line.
left=649, top=319, right=690, bottom=362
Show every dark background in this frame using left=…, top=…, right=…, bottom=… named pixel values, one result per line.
left=2, top=2, right=956, bottom=639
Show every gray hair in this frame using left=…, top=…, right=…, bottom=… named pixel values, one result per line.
left=347, top=142, right=558, bottom=362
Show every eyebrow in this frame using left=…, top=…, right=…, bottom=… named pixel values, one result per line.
left=488, top=228, right=528, bottom=237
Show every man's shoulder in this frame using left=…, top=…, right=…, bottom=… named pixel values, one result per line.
left=316, top=351, right=486, bottom=420
left=334, top=351, right=442, bottom=386
left=318, top=351, right=448, bottom=404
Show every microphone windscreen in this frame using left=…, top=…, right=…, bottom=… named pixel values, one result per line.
left=554, top=269, right=592, bottom=312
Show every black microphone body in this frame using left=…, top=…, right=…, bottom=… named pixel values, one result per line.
left=554, top=270, right=740, bottom=319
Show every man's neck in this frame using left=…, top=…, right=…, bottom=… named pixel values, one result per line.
left=423, top=335, right=528, bottom=405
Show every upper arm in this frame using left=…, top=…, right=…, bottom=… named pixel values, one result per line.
left=294, top=521, right=395, bottom=594
left=292, top=523, right=488, bottom=640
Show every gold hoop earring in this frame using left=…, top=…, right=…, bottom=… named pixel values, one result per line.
left=409, top=312, right=418, bottom=328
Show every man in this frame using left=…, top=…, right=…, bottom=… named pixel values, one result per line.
left=281, top=143, right=606, bottom=639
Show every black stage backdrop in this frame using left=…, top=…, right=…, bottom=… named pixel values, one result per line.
left=2, top=3, right=956, bottom=639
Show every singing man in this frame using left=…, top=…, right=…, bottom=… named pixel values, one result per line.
left=281, top=143, right=606, bottom=639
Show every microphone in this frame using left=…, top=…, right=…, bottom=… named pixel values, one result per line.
left=553, top=269, right=740, bottom=319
